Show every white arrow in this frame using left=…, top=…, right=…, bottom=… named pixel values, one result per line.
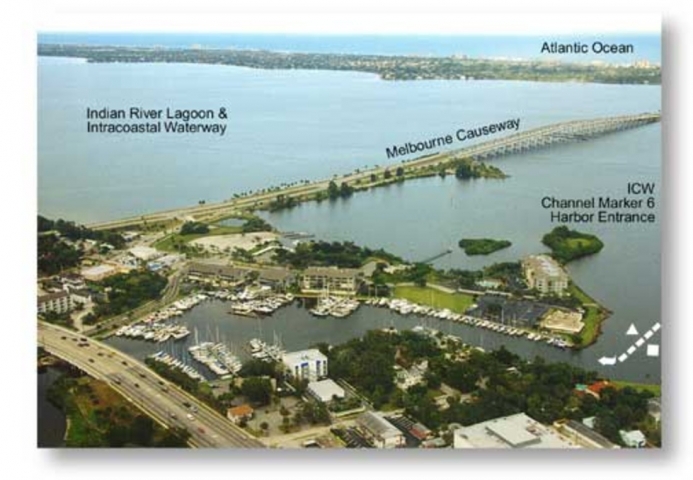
left=626, top=323, right=639, bottom=336
left=598, top=356, right=617, bottom=366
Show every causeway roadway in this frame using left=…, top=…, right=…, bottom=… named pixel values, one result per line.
left=38, top=321, right=264, bottom=448
left=87, top=112, right=660, bottom=232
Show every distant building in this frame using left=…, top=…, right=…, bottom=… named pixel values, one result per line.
left=522, top=255, right=569, bottom=296
left=357, top=412, right=405, bottom=449
left=648, top=397, right=661, bottom=423
left=307, top=379, right=345, bottom=403
left=38, top=290, right=73, bottom=315
left=453, top=413, right=579, bottom=449
left=227, top=404, right=254, bottom=424
left=81, top=264, right=119, bottom=282
left=282, top=349, right=328, bottom=382
left=301, top=267, right=361, bottom=295
left=554, top=419, right=620, bottom=449
left=620, top=429, right=647, bottom=448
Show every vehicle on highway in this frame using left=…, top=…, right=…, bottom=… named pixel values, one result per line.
left=139, top=372, right=146, bottom=378
left=61, top=336, right=67, bottom=340
left=134, top=383, right=140, bottom=388
left=169, top=412, right=177, bottom=419
left=113, top=377, right=122, bottom=385
left=183, top=401, right=191, bottom=408
left=198, top=427, right=205, bottom=434
left=186, top=414, right=195, bottom=421
left=88, top=358, right=94, bottom=363
left=191, top=406, right=198, bottom=413
left=122, top=360, right=128, bottom=366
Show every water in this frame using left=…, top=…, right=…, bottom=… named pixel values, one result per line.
left=37, top=367, right=67, bottom=447
left=38, top=57, right=660, bottom=223
left=38, top=39, right=661, bottom=382
left=37, top=33, right=661, bottom=63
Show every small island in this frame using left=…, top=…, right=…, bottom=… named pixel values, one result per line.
left=458, top=238, right=512, bottom=255
left=542, top=225, right=604, bottom=263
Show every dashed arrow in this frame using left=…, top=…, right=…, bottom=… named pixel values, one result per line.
left=598, top=356, right=617, bottom=366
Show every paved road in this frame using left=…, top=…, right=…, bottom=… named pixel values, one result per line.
left=38, top=322, right=264, bottom=448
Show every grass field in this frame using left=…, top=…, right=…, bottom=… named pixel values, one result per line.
left=567, top=283, right=608, bottom=347
left=393, top=285, right=474, bottom=313
left=153, top=225, right=242, bottom=252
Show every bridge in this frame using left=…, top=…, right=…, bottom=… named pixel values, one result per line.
left=446, top=112, right=660, bottom=161
left=87, top=112, right=660, bottom=231
left=38, top=322, right=265, bottom=448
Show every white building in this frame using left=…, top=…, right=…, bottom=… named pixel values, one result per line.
left=522, top=255, right=569, bottom=296
left=128, top=245, right=163, bottom=262
left=307, top=379, right=345, bottom=403
left=81, top=264, right=119, bottom=282
left=620, top=429, right=647, bottom=448
left=453, top=413, right=579, bottom=449
left=357, top=411, right=405, bottom=449
left=301, top=267, right=361, bottom=295
left=38, top=291, right=73, bottom=315
left=282, top=349, right=328, bottom=382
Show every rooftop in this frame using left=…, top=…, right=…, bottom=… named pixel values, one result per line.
left=358, top=411, right=403, bottom=439
left=81, top=264, right=117, bottom=276
left=308, top=379, right=345, bottom=401
left=453, top=413, right=578, bottom=449
left=282, top=348, right=327, bottom=365
left=303, top=266, right=361, bottom=278
left=227, top=404, right=254, bottom=417
left=563, top=420, right=618, bottom=449
left=523, top=254, right=567, bottom=278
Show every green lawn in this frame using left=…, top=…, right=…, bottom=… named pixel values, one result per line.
left=393, top=285, right=474, bottom=313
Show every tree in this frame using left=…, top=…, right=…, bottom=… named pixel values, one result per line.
left=454, top=161, right=475, bottom=179
left=327, top=181, right=340, bottom=200
left=396, top=166, right=404, bottom=177
left=241, top=377, right=273, bottom=406
left=383, top=169, right=392, bottom=179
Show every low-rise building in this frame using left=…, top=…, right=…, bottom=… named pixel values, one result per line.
left=453, top=413, right=579, bottom=449
left=81, top=264, right=119, bottom=282
left=282, top=349, right=328, bottom=382
left=128, top=245, right=163, bottom=262
left=620, top=429, right=647, bottom=448
left=38, top=290, right=73, bottom=315
left=357, top=412, right=406, bottom=449
left=522, top=254, right=569, bottom=296
left=188, top=262, right=250, bottom=285
left=257, top=267, right=296, bottom=290
left=307, top=379, right=345, bottom=403
left=227, top=404, right=254, bottom=425
left=301, top=267, right=361, bottom=296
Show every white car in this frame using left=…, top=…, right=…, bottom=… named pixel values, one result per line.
left=186, top=414, right=195, bottom=421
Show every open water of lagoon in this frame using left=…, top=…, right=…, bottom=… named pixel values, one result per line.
left=39, top=50, right=661, bottom=383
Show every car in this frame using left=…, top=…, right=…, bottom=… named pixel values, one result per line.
left=113, top=377, right=121, bottom=385
left=134, top=383, right=140, bottom=388
left=186, top=414, right=195, bottom=421
left=139, top=373, right=146, bottom=378
left=61, top=336, right=67, bottom=340
left=169, top=412, right=177, bottom=419
left=197, top=427, right=205, bottom=434
left=158, top=380, right=164, bottom=386
left=161, top=386, right=168, bottom=392
left=97, top=352, right=103, bottom=357
left=191, top=406, right=198, bottom=413
left=88, top=358, right=94, bottom=363
left=183, top=401, right=191, bottom=408
left=122, top=361, right=128, bottom=366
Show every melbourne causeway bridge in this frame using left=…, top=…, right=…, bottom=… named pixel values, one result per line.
left=88, top=112, right=660, bottom=231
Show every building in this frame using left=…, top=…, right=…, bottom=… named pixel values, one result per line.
left=453, top=413, right=579, bottom=449
left=188, top=262, right=250, bottom=285
left=38, top=290, right=73, bottom=315
left=554, top=419, right=619, bottom=449
left=540, top=308, right=584, bottom=334
left=257, top=267, right=296, bottom=290
left=227, top=404, right=254, bottom=425
left=648, top=397, right=661, bottom=423
left=357, top=412, right=405, bottom=449
left=81, top=264, right=119, bottom=282
left=301, top=267, right=361, bottom=295
left=522, top=255, right=569, bottom=296
left=128, top=245, right=163, bottom=262
left=307, top=379, right=345, bottom=403
left=620, top=429, right=647, bottom=448
left=282, top=349, right=328, bottom=382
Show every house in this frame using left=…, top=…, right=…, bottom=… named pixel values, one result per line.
left=227, top=404, right=254, bottom=425
left=357, top=412, right=405, bottom=449
left=586, top=380, right=611, bottom=400
left=282, top=349, right=328, bottom=382
left=301, top=267, right=361, bottom=295
left=522, top=254, right=569, bottom=296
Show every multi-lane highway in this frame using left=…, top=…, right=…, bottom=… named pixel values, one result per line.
left=38, top=322, right=264, bottom=448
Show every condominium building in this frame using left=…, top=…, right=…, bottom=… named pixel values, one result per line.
left=301, top=267, right=361, bottom=295
left=282, top=349, right=328, bottom=382
left=522, top=255, right=569, bottom=296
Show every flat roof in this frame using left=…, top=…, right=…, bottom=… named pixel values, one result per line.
left=81, top=264, right=117, bottom=275
left=523, top=254, right=567, bottom=279
left=303, top=266, right=360, bottom=278
left=454, top=413, right=578, bottom=449
left=283, top=348, right=327, bottom=365
left=308, top=379, right=345, bottom=401
left=358, top=411, right=402, bottom=439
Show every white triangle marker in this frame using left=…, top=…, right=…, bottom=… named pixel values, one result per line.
left=626, top=324, right=639, bottom=336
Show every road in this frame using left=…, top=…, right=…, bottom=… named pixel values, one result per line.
left=38, top=322, right=264, bottom=448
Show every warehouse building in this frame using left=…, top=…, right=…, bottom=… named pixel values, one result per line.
left=357, top=411, right=405, bottom=449
left=307, top=379, right=345, bottom=403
